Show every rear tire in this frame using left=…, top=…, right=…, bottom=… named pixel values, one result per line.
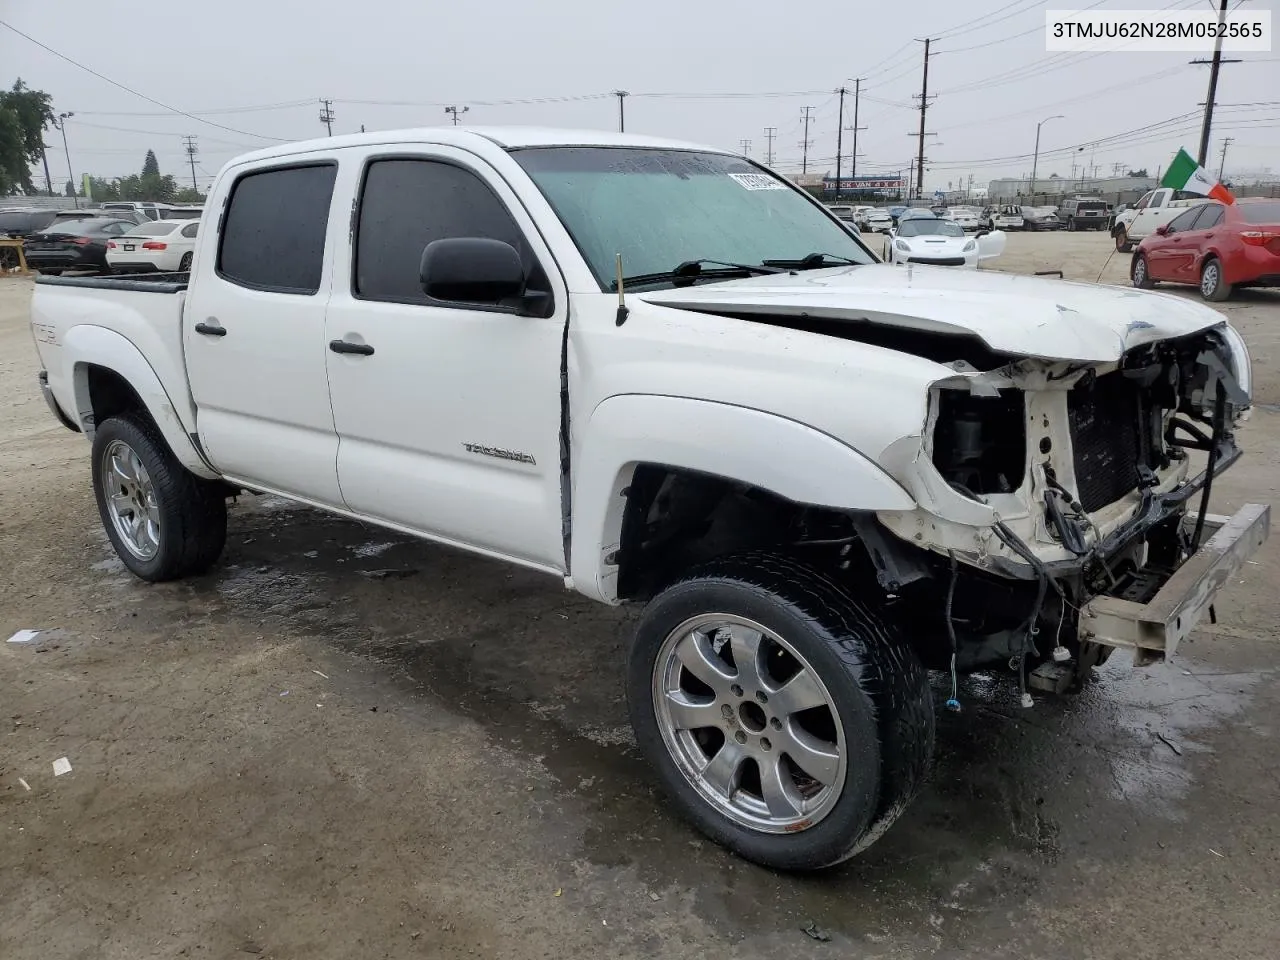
left=1131, top=253, right=1155, bottom=289
left=627, top=553, right=933, bottom=871
left=1114, top=227, right=1132, bottom=253
left=1200, top=256, right=1231, bottom=302
left=179, top=252, right=193, bottom=271
left=91, top=415, right=227, bottom=582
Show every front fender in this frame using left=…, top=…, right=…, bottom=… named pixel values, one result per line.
left=569, top=394, right=915, bottom=603
left=61, top=325, right=218, bottom=479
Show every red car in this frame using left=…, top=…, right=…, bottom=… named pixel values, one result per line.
left=1131, top=197, right=1280, bottom=301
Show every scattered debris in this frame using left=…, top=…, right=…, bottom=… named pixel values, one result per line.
left=312, top=670, right=329, bottom=679
left=6, top=629, right=39, bottom=644
left=1209, top=848, right=1225, bottom=858
left=52, top=757, right=72, bottom=777
left=1155, top=732, right=1183, bottom=756
left=801, top=921, right=832, bottom=942
left=648, top=891, right=661, bottom=902
left=18, top=777, right=30, bottom=792
left=554, top=888, right=563, bottom=898
left=279, top=691, right=289, bottom=697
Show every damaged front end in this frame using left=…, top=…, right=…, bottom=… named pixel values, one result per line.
left=874, top=324, right=1268, bottom=689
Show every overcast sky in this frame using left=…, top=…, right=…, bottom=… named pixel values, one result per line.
left=3, top=0, right=1277, bottom=194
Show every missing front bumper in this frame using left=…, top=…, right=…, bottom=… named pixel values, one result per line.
left=1078, top=503, right=1270, bottom=661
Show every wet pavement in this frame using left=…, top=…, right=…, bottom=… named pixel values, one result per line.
left=3, top=242, right=1280, bottom=959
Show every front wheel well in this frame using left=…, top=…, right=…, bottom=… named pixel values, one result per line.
left=614, top=464, right=906, bottom=603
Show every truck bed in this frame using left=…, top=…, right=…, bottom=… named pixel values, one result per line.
left=34, top=272, right=190, bottom=293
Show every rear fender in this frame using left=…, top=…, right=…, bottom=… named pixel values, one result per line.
left=570, top=394, right=915, bottom=603
left=62, top=325, right=218, bottom=479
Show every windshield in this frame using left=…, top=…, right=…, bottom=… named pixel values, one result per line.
left=898, top=219, right=964, bottom=238
left=510, top=147, right=875, bottom=289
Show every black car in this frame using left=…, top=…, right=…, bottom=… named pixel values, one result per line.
left=23, top=218, right=135, bottom=274
left=0, top=208, right=60, bottom=239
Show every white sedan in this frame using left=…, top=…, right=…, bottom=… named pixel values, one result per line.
left=106, top=218, right=199, bottom=274
left=945, top=207, right=983, bottom=231
left=885, top=217, right=1005, bottom=268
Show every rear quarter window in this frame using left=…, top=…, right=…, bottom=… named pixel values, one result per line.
left=217, top=162, right=337, bottom=294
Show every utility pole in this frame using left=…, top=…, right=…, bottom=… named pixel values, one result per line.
left=763, top=127, right=777, bottom=166
left=1191, top=0, right=1241, bottom=166
left=444, top=105, right=469, bottom=126
left=799, top=106, right=814, bottom=175
left=738, top=138, right=752, bottom=157
left=182, top=135, right=199, bottom=192
left=613, top=90, right=629, bottom=132
left=40, top=143, right=52, bottom=195
left=1029, top=115, right=1064, bottom=199
left=913, top=39, right=933, bottom=200
left=1218, top=137, right=1234, bottom=180
left=319, top=99, right=335, bottom=136
left=834, top=87, right=848, bottom=200
left=849, top=78, right=865, bottom=180
left=52, top=112, right=77, bottom=208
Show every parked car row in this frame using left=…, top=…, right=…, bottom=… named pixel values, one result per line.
left=0, top=203, right=204, bottom=241
left=15, top=215, right=200, bottom=275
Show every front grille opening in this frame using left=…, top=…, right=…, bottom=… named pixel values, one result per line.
left=1068, top=371, right=1161, bottom=511
left=932, top=389, right=1027, bottom=494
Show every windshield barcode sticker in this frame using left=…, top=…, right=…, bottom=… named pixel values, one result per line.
left=728, top=173, right=787, bottom=191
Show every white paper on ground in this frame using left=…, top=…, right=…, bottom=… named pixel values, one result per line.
left=52, top=757, right=72, bottom=777
left=7, top=630, right=39, bottom=644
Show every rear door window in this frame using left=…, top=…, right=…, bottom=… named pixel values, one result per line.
left=1190, top=205, right=1224, bottom=230
left=217, top=162, right=337, bottom=294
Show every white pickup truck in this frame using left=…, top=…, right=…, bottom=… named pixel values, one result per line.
left=1113, top=186, right=1212, bottom=251
left=29, top=128, right=1268, bottom=871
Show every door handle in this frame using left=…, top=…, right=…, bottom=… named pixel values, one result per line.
left=194, top=322, right=226, bottom=337
left=329, top=339, right=375, bottom=356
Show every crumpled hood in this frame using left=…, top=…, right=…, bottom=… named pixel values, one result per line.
left=638, top=263, right=1228, bottom=362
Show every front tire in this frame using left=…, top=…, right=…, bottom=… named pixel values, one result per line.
left=1200, top=256, right=1231, bottom=302
left=91, top=415, right=227, bottom=581
left=627, top=553, right=933, bottom=871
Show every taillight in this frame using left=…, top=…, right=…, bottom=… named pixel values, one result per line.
left=141, top=241, right=167, bottom=250
left=107, top=241, right=117, bottom=249
left=1241, top=231, right=1279, bottom=247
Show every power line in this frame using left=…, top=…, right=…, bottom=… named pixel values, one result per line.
left=739, top=138, right=753, bottom=157
left=1218, top=136, right=1234, bottom=179
left=0, top=18, right=287, bottom=141
left=444, top=105, right=469, bottom=126
left=763, top=127, right=777, bottom=166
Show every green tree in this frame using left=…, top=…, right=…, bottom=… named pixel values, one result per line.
left=142, top=149, right=159, bottom=176
left=172, top=185, right=205, bottom=204
left=64, top=179, right=76, bottom=197
left=0, top=79, right=55, bottom=195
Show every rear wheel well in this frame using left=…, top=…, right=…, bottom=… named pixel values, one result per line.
left=83, top=364, right=149, bottom=431
left=615, top=464, right=891, bottom=602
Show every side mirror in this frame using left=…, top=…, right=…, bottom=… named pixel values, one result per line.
left=1154, top=224, right=1170, bottom=236
left=420, top=237, right=525, bottom=304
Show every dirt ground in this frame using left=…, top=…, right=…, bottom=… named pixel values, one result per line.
left=3, top=232, right=1279, bottom=959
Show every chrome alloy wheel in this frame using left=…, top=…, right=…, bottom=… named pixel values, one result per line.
left=651, top=614, right=846, bottom=833
left=100, top=438, right=160, bottom=560
left=1201, top=260, right=1220, bottom=297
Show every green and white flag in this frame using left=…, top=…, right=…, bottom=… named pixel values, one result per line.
left=1161, top=148, right=1234, bottom=204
